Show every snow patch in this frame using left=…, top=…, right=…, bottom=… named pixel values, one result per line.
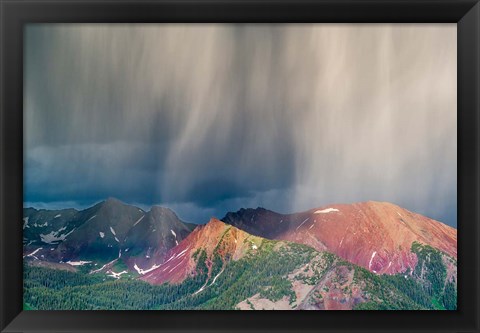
left=163, top=248, right=187, bottom=265
left=193, top=281, right=208, bottom=295
left=164, top=255, right=174, bottom=265
left=86, top=215, right=97, bottom=222
left=178, top=249, right=189, bottom=260
left=175, top=247, right=189, bottom=258
left=314, top=208, right=339, bottom=214
left=171, top=230, right=177, bottom=238
left=57, top=226, right=67, bottom=233
left=90, top=259, right=118, bottom=274
left=368, top=251, right=377, bottom=270
left=168, top=260, right=184, bottom=273
left=99, top=232, right=105, bottom=238
left=296, top=218, right=310, bottom=231
left=23, top=217, right=30, bottom=229
left=133, top=215, right=145, bottom=226
left=33, top=221, right=48, bottom=228
left=175, top=240, right=179, bottom=246
left=107, top=270, right=128, bottom=279
left=54, top=214, right=61, bottom=218
left=40, top=228, right=75, bottom=244
left=110, top=227, right=116, bottom=236
left=114, top=237, right=120, bottom=243
left=26, top=247, right=43, bottom=259
left=209, top=269, right=224, bottom=286
left=66, top=260, right=92, bottom=266
left=133, top=263, right=161, bottom=275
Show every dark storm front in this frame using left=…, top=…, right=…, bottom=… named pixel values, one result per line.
left=23, top=24, right=457, bottom=310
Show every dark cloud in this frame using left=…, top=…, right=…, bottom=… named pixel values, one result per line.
left=24, top=24, right=457, bottom=226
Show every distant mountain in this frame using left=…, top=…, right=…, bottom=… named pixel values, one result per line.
left=23, top=198, right=195, bottom=274
left=23, top=207, right=80, bottom=246
left=122, top=206, right=196, bottom=272
left=222, top=201, right=457, bottom=275
left=23, top=201, right=457, bottom=310
left=51, top=198, right=145, bottom=262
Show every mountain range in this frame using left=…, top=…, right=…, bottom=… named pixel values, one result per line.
left=23, top=198, right=457, bottom=310
left=222, top=201, right=457, bottom=275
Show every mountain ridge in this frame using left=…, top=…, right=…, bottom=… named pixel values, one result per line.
left=140, top=218, right=264, bottom=285
left=221, top=201, right=457, bottom=275
left=23, top=198, right=456, bottom=278
left=23, top=198, right=196, bottom=273
left=23, top=198, right=458, bottom=310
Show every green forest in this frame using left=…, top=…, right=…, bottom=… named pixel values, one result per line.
left=24, top=241, right=456, bottom=310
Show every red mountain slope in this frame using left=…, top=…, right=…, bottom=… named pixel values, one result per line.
left=222, top=201, right=456, bottom=275
left=140, top=218, right=262, bottom=285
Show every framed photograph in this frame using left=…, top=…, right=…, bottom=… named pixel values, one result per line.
left=1, top=0, right=479, bottom=332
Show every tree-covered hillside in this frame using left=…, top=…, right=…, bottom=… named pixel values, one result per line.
left=24, top=240, right=456, bottom=310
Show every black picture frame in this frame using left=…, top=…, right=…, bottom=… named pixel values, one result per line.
left=1, top=0, right=479, bottom=332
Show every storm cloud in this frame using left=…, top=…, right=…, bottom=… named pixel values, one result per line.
left=24, top=24, right=457, bottom=226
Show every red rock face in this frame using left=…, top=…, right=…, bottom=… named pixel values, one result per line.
left=141, top=201, right=457, bottom=284
left=140, top=218, right=256, bottom=285
left=224, top=201, right=456, bottom=275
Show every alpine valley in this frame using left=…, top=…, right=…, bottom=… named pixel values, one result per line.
left=23, top=198, right=457, bottom=310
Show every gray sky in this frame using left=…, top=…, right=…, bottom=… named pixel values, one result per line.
left=24, top=24, right=457, bottom=227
